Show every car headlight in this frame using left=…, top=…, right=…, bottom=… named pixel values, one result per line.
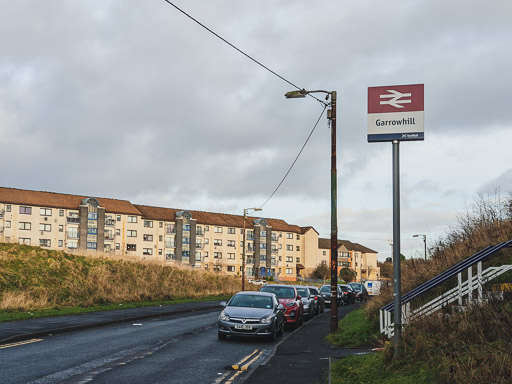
left=285, top=302, right=296, bottom=308
left=260, top=315, right=273, bottom=324
left=219, top=311, right=230, bottom=321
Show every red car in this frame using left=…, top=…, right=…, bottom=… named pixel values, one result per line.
left=260, top=284, right=304, bottom=327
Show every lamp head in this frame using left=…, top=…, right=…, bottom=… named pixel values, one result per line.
left=284, top=89, right=307, bottom=99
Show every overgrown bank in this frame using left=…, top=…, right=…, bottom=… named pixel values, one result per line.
left=0, top=243, right=241, bottom=321
left=329, top=193, right=512, bottom=383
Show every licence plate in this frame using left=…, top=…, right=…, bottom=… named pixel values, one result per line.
left=234, top=324, right=253, bottom=330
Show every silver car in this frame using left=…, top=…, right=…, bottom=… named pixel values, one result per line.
left=218, top=291, right=285, bottom=341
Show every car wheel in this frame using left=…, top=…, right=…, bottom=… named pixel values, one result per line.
left=218, top=332, right=227, bottom=340
left=279, top=321, right=285, bottom=336
left=320, top=305, right=325, bottom=313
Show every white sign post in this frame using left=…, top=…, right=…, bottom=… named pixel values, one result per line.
left=368, top=83, right=424, bottom=359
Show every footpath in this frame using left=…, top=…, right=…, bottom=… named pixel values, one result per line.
left=244, top=303, right=372, bottom=384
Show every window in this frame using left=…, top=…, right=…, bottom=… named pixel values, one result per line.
left=286, top=233, right=293, bottom=239
left=214, top=252, right=222, bottom=259
left=20, top=206, right=32, bottom=215
left=166, top=237, right=176, bottom=248
left=116, top=229, right=121, bottom=236
left=260, top=242, right=266, bottom=249
left=214, top=239, right=222, bottom=246
left=58, top=240, right=63, bottom=247
left=213, top=265, right=222, bottom=272
left=296, top=257, right=300, bottom=263
left=323, top=250, right=326, bottom=255
left=87, top=227, right=98, bottom=235
left=117, top=215, right=121, bottom=221
left=40, top=239, right=51, bottom=247
left=261, top=231, right=266, bottom=237
left=227, top=265, right=235, bottom=272
left=68, top=228, right=79, bottom=239
left=39, top=223, right=51, bottom=232
left=182, top=237, right=190, bottom=244
left=214, top=227, right=222, bottom=233
left=286, top=268, right=293, bottom=274
left=115, top=243, right=120, bottom=250
left=228, top=227, right=235, bottom=234
left=296, top=234, right=300, bottom=240
left=286, top=245, right=293, bottom=251
left=159, top=249, right=163, bottom=255
left=195, top=252, right=202, bottom=261
left=286, top=256, right=293, bottom=262
left=143, top=234, right=153, bottom=241
left=127, top=230, right=137, bottom=237
left=159, top=222, right=163, bottom=228
left=68, top=241, right=78, bottom=249
left=296, top=246, right=300, bottom=251
left=6, top=205, right=11, bottom=212
left=227, top=253, right=235, bottom=259
left=59, top=225, right=64, bottom=232
left=87, top=242, right=97, bottom=250
left=19, top=238, right=31, bottom=245
left=59, top=209, right=64, bottom=216
left=159, top=235, right=163, bottom=241
left=143, top=248, right=153, bottom=255
left=205, top=226, right=209, bottom=232
left=144, top=221, right=153, bottom=228
left=88, top=213, right=98, bottom=220
left=204, top=251, right=209, bottom=258
left=127, top=244, right=136, bottom=251
left=5, top=220, right=10, bottom=228
left=183, top=224, right=191, bottom=231
left=127, top=216, right=137, bottom=223
left=40, top=208, right=52, bottom=216
left=227, top=240, right=235, bottom=247
left=182, top=251, right=190, bottom=257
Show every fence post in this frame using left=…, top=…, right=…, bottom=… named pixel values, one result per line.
left=467, top=266, right=473, bottom=305
left=477, top=261, right=483, bottom=303
left=458, top=273, right=463, bottom=305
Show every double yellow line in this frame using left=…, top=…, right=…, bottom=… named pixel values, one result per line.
left=0, top=338, right=43, bottom=349
left=231, top=348, right=265, bottom=371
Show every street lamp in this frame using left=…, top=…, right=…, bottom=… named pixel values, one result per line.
left=284, top=88, right=338, bottom=333
left=242, top=207, right=262, bottom=291
left=413, top=234, right=427, bottom=260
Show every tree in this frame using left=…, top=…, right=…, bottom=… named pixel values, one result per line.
left=311, top=261, right=330, bottom=281
left=339, top=267, right=356, bottom=283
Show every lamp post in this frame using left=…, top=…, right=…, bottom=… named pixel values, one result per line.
left=242, top=207, right=262, bottom=291
left=284, top=89, right=338, bottom=333
left=413, top=234, right=427, bottom=260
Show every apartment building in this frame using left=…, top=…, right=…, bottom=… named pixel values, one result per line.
left=0, top=187, right=308, bottom=281
left=317, top=238, right=380, bottom=282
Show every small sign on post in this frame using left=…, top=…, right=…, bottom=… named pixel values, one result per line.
left=368, top=84, right=424, bottom=142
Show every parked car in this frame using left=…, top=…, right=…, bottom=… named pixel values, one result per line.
left=319, top=284, right=343, bottom=307
left=218, top=291, right=285, bottom=341
left=364, top=280, right=382, bottom=296
left=348, top=282, right=369, bottom=302
left=307, top=286, right=325, bottom=314
left=338, top=284, right=356, bottom=305
left=295, top=286, right=315, bottom=320
left=260, top=284, right=304, bottom=328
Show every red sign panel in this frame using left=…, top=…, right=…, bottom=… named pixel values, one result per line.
left=368, top=84, right=424, bottom=114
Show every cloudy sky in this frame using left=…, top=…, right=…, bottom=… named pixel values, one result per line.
left=1, top=1, right=511, bottom=260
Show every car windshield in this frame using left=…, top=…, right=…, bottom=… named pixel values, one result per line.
left=320, top=286, right=330, bottom=293
left=350, top=283, right=363, bottom=290
left=309, top=288, right=318, bottom=295
left=339, top=285, right=351, bottom=291
left=261, top=286, right=296, bottom=299
left=296, top=288, right=309, bottom=296
left=229, top=294, right=273, bottom=309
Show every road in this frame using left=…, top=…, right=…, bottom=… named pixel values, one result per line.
left=1, top=309, right=282, bottom=384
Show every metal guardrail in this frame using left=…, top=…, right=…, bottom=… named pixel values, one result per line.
left=380, top=240, right=512, bottom=337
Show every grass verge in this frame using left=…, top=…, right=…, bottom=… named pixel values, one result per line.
left=327, top=307, right=380, bottom=348
left=0, top=295, right=230, bottom=322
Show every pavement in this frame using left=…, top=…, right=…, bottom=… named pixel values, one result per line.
left=0, top=301, right=371, bottom=383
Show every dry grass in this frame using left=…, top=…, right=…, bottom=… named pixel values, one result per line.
left=0, top=243, right=243, bottom=311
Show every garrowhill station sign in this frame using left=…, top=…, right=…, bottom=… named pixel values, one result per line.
left=368, top=84, right=424, bottom=142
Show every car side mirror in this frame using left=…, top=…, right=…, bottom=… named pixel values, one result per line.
left=277, top=304, right=285, bottom=311
left=297, top=295, right=302, bottom=300
left=220, top=302, right=227, bottom=307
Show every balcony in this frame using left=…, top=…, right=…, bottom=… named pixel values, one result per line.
left=105, top=220, right=115, bottom=227
left=67, top=217, right=80, bottom=224
left=196, top=243, right=204, bottom=250
left=196, top=230, right=204, bottom=237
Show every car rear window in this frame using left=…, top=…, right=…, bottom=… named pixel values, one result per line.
left=296, top=288, right=309, bottom=296
left=320, top=286, right=330, bottom=293
left=261, top=286, right=295, bottom=299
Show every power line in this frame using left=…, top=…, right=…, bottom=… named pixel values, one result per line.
left=161, top=0, right=325, bottom=105
left=259, top=105, right=327, bottom=208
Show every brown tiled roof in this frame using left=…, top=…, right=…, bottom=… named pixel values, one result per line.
left=300, top=226, right=319, bottom=235
left=0, top=187, right=142, bottom=215
left=318, top=238, right=378, bottom=254
left=134, top=205, right=303, bottom=232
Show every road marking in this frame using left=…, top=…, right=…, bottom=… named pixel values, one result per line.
left=231, top=349, right=259, bottom=370
left=240, top=349, right=265, bottom=371
left=0, top=338, right=43, bottom=349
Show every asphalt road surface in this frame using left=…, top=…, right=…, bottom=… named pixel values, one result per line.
left=1, top=309, right=279, bottom=384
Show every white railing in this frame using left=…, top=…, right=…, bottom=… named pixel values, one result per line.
left=380, top=263, right=512, bottom=338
